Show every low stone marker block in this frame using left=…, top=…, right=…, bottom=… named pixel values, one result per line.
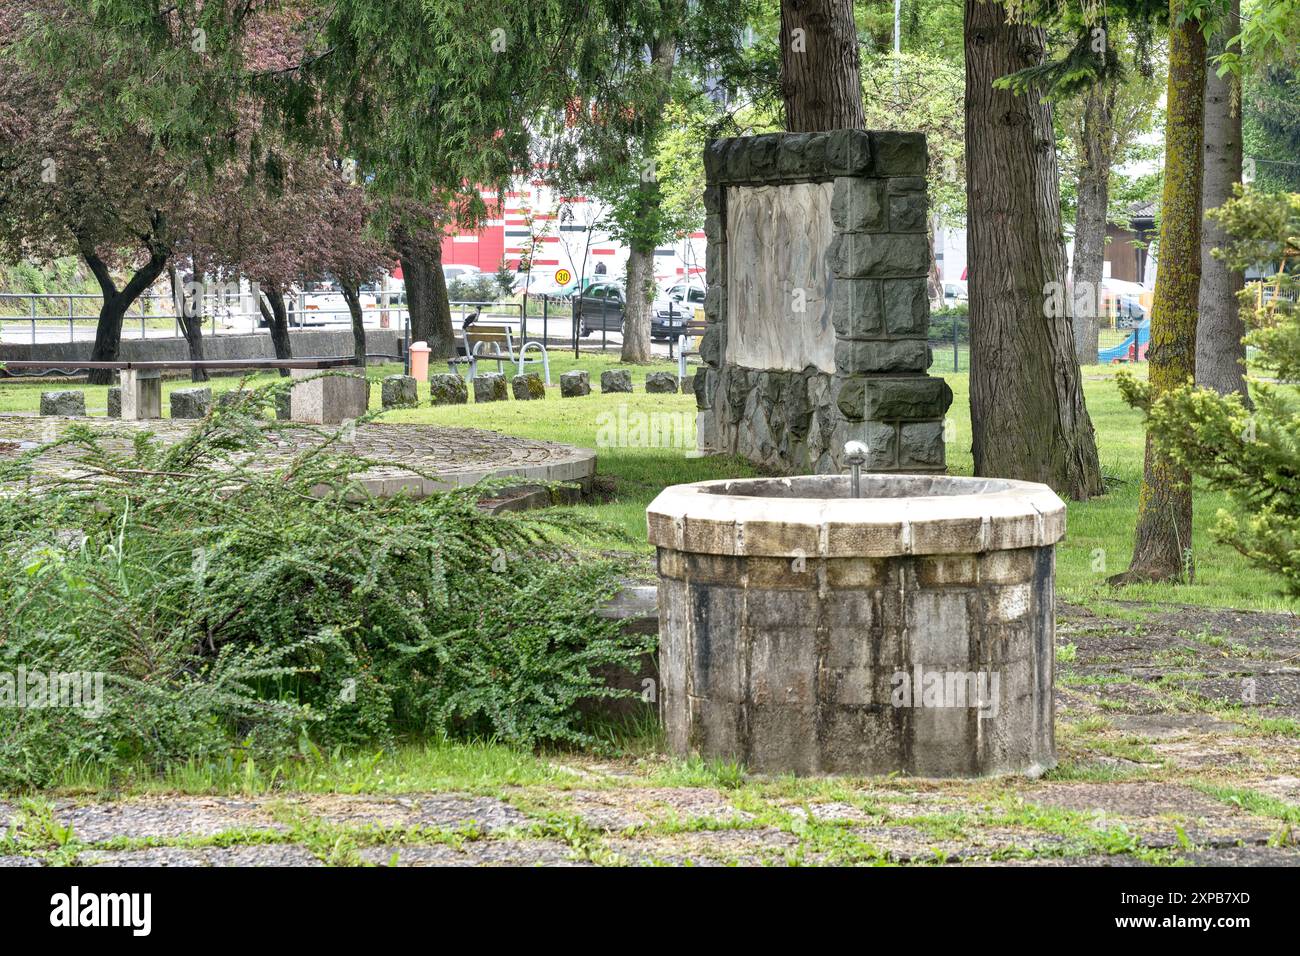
left=560, top=370, right=590, bottom=397
left=429, top=373, right=468, bottom=406
left=40, top=390, right=85, bottom=417
left=216, top=389, right=256, bottom=410
left=600, top=369, right=633, bottom=393
left=473, top=373, right=508, bottom=403
left=170, top=387, right=212, bottom=419
left=644, top=372, right=678, bottom=394
left=381, top=374, right=418, bottom=409
left=511, top=373, right=545, bottom=401
left=107, top=387, right=121, bottom=419
left=289, top=368, right=369, bottom=424
left=120, top=368, right=162, bottom=420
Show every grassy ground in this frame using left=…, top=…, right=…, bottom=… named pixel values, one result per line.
left=1, top=352, right=1295, bottom=612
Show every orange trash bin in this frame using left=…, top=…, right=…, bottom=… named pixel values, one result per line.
left=409, top=340, right=431, bottom=381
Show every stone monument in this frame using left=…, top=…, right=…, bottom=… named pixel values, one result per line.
left=694, top=130, right=953, bottom=474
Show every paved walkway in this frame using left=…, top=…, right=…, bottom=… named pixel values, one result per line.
left=0, top=417, right=595, bottom=497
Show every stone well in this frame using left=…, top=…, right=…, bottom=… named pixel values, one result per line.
left=647, top=474, right=1066, bottom=778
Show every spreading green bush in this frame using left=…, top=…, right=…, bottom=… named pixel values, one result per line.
left=0, top=382, right=648, bottom=787
left=1120, top=187, right=1300, bottom=594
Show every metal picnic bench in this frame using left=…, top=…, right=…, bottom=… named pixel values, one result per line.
left=671, top=316, right=709, bottom=384
left=447, top=324, right=551, bottom=385
left=0, top=358, right=367, bottom=424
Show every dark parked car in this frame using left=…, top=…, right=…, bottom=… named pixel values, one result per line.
left=573, top=281, right=625, bottom=336
left=573, top=280, right=705, bottom=341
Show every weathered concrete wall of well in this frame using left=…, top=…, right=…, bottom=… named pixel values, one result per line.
left=647, top=475, right=1066, bottom=778
left=656, top=547, right=1057, bottom=777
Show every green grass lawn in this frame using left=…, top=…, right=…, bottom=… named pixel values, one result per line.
left=2, top=351, right=1295, bottom=612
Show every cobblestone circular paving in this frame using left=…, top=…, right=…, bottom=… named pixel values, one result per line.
left=0, top=416, right=595, bottom=497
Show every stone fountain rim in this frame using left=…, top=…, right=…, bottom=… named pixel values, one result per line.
left=646, top=473, right=1066, bottom=557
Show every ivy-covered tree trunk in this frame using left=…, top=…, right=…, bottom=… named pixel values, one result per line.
left=1071, top=82, right=1114, bottom=367
left=1196, top=0, right=1249, bottom=405
left=340, top=279, right=367, bottom=366
left=1115, top=2, right=1207, bottom=584
left=964, top=0, right=1103, bottom=500
left=779, top=0, right=866, bottom=131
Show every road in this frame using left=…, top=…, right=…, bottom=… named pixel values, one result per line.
left=1, top=309, right=682, bottom=358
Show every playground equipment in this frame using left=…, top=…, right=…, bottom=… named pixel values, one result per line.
left=1099, top=319, right=1150, bottom=364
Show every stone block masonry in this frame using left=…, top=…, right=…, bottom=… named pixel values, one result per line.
left=40, top=390, right=85, bottom=416
left=511, top=373, right=545, bottom=401
left=601, top=369, right=633, bottom=393
left=648, top=474, right=1064, bottom=777
left=381, top=375, right=419, bottom=409
left=560, top=370, right=590, bottom=397
left=289, top=368, right=369, bottom=425
left=170, top=387, right=212, bottom=420
left=645, top=372, right=679, bottom=394
left=429, top=373, right=468, bottom=406
left=473, top=373, right=508, bottom=404
left=697, top=130, right=952, bottom=474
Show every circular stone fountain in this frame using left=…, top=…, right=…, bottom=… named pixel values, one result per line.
left=646, top=474, right=1066, bottom=777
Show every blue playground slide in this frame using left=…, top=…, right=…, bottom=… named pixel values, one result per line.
left=1098, top=319, right=1150, bottom=363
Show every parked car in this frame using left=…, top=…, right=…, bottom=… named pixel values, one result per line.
left=258, top=279, right=375, bottom=327
left=573, top=281, right=625, bottom=336
left=574, top=280, right=707, bottom=341
left=942, top=280, right=968, bottom=308
left=512, top=271, right=580, bottom=299
left=652, top=282, right=706, bottom=341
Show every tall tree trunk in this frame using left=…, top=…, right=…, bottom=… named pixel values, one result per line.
left=340, top=279, right=367, bottom=366
left=398, top=245, right=456, bottom=359
left=619, top=30, right=677, bottom=365
left=1115, top=3, right=1207, bottom=585
left=964, top=0, right=1103, bottom=500
left=779, top=0, right=866, bottom=131
left=259, top=284, right=293, bottom=376
left=621, top=242, right=655, bottom=363
left=81, top=225, right=169, bottom=385
left=1071, top=82, right=1113, bottom=366
left=170, top=265, right=208, bottom=382
left=1196, top=0, right=1249, bottom=404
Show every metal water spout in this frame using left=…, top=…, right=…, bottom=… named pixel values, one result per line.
left=843, top=441, right=869, bottom=498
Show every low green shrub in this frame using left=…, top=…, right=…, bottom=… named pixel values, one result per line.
left=0, top=382, right=647, bottom=788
